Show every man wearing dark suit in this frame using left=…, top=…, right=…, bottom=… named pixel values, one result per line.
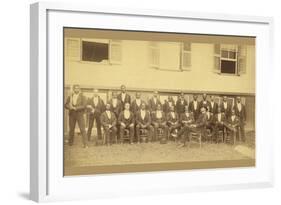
left=209, top=95, right=218, bottom=114
left=178, top=106, right=195, bottom=146
left=220, top=96, right=232, bottom=119
left=199, top=93, right=211, bottom=111
left=117, top=85, right=131, bottom=110
left=166, top=105, right=181, bottom=138
left=213, top=107, right=227, bottom=142
left=188, top=94, right=201, bottom=121
left=151, top=104, right=168, bottom=141
left=148, top=91, right=162, bottom=114
left=118, top=103, right=135, bottom=144
left=204, top=106, right=215, bottom=141
left=109, top=91, right=122, bottom=118
left=64, top=85, right=88, bottom=148
left=135, top=103, right=154, bottom=143
left=100, top=103, right=117, bottom=145
left=176, top=92, right=188, bottom=115
left=178, top=107, right=207, bottom=147
left=86, top=89, right=105, bottom=141
left=225, top=109, right=240, bottom=144
left=131, top=92, right=145, bottom=115
left=163, top=96, right=175, bottom=114
left=233, top=96, right=246, bottom=142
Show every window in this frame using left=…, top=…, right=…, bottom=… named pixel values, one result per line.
left=82, top=41, right=109, bottom=62
left=213, top=44, right=246, bottom=75
left=148, top=41, right=192, bottom=72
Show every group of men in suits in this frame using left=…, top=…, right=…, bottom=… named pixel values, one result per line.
left=64, top=84, right=247, bottom=148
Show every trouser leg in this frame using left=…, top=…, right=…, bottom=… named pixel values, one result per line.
left=87, top=114, right=94, bottom=141
left=68, top=113, right=76, bottom=145
left=111, top=126, right=117, bottom=144
left=103, top=127, right=110, bottom=145
left=129, top=125, right=134, bottom=143
left=240, top=123, right=245, bottom=142
left=136, top=125, right=140, bottom=142
left=95, top=113, right=102, bottom=140
left=120, top=125, right=125, bottom=143
left=77, top=113, right=87, bottom=146
left=153, top=123, right=159, bottom=141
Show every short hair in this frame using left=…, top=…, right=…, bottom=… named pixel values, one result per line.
left=72, top=84, right=80, bottom=89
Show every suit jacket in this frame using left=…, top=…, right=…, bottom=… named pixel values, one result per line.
left=176, top=99, right=188, bottom=114
left=220, top=101, right=232, bottom=117
left=227, top=115, right=240, bottom=127
left=148, top=97, right=162, bottom=113
left=151, top=111, right=166, bottom=124
left=214, top=113, right=226, bottom=124
left=135, top=110, right=151, bottom=126
left=199, top=100, right=211, bottom=110
left=87, top=96, right=105, bottom=115
left=233, top=103, right=246, bottom=122
left=64, top=92, right=87, bottom=113
left=163, top=99, right=175, bottom=113
left=131, top=99, right=145, bottom=114
left=117, top=92, right=131, bottom=108
left=109, top=98, right=122, bottom=117
left=209, top=101, right=218, bottom=114
left=118, top=111, right=134, bottom=125
left=100, top=111, right=117, bottom=127
left=188, top=100, right=201, bottom=119
left=195, top=113, right=207, bottom=128
left=166, top=112, right=179, bottom=124
left=180, top=113, right=194, bottom=125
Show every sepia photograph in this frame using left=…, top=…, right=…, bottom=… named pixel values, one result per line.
left=63, top=28, right=255, bottom=176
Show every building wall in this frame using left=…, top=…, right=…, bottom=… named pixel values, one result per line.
left=65, top=40, right=255, bottom=95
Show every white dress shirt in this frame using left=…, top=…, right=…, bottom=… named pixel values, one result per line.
left=156, top=110, right=162, bottom=119
left=136, top=99, right=141, bottom=107
left=171, top=112, right=175, bottom=119
left=72, top=93, right=79, bottom=106
left=223, top=102, right=228, bottom=109
left=194, top=101, right=198, bottom=110
left=93, top=97, right=99, bottom=107
left=106, top=110, right=111, bottom=119
left=140, top=110, right=146, bottom=120
left=218, top=113, right=222, bottom=122
left=112, top=98, right=117, bottom=107
left=121, top=93, right=126, bottom=102
left=237, top=103, right=242, bottom=112
left=124, top=110, right=130, bottom=119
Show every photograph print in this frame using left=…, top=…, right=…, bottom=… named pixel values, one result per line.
left=63, top=28, right=255, bottom=176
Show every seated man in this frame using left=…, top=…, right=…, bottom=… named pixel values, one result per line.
left=166, top=105, right=181, bottom=139
left=151, top=104, right=168, bottom=141
left=225, top=109, right=240, bottom=144
left=177, top=107, right=207, bottom=147
left=100, top=103, right=117, bottom=145
left=204, top=106, right=214, bottom=141
left=135, top=102, right=154, bottom=143
left=213, top=107, right=226, bottom=142
left=178, top=106, right=195, bottom=145
left=118, top=103, right=135, bottom=144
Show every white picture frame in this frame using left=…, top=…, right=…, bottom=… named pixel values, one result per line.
left=30, top=2, right=274, bottom=202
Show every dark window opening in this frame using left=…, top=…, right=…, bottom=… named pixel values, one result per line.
left=221, top=60, right=236, bottom=74
left=82, top=41, right=109, bottom=62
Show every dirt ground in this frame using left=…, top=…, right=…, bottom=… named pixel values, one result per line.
left=64, top=131, right=255, bottom=168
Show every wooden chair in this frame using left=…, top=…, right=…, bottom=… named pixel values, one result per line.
left=121, top=128, right=131, bottom=143
left=188, top=130, right=202, bottom=148
left=140, top=128, right=149, bottom=143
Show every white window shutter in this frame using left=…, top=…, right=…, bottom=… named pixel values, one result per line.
left=109, top=40, right=122, bottom=64
left=238, top=45, right=247, bottom=75
left=149, top=42, right=160, bottom=68
left=181, top=42, right=191, bottom=71
left=213, top=44, right=221, bottom=73
left=65, top=38, right=81, bottom=61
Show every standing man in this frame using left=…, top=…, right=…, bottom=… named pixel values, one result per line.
left=135, top=103, right=154, bottom=143
left=233, top=96, right=246, bottom=142
left=164, top=96, right=175, bottom=114
left=109, top=91, right=122, bottom=118
left=225, top=109, right=240, bottom=144
left=148, top=91, right=162, bottom=114
left=131, top=92, right=145, bottom=115
left=220, top=96, right=232, bottom=119
left=86, top=89, right=105, bottom=141
left=188, top=94, right=201, bottom=121
left=176, top=92, right=188, bottom=115
left=64, top=85, right=88, bottom=148
left=117, top=85, right=131, bottom=110
left=209, top=95, right=218, bottom=114
left=100, top=103, right=117, bottom=145
left=118, top=103, right=135, bottom=144
left=199, top=93, right=210, bottom=111
left=151, top=104, right=168, bottom=141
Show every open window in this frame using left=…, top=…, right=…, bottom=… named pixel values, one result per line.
left=213, top=44, right=247, bottom=75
